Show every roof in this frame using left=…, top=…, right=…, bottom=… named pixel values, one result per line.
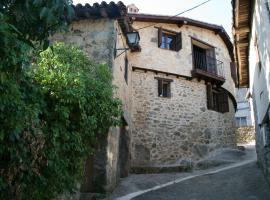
left=232, top=0, right=254, bottom=87
left=128, top=13, right=234, bottom=61
left=70, top=2, right=233, bottom=60
left=71, top=1, right=134, bottom=47
left=72, top=1, right=127, bottom=20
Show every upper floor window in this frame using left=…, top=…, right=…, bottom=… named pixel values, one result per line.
left=235, top=117, right=247, bottom=127
left=158, top=28, right=182, bottom=51
left=254, top=36, right=262, bottom=73
left=206, top=84, right=229, bottom=113
left=192, top=39, right=217, bottom=73
left=266, top=0, right=270, bottom=20
left=155, top=77, right=172, bottom=98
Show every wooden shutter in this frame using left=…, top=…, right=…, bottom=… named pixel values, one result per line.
left=124, top=56, right=128, bottom=83
left=158, top=28, right=162, bottom=47
left=167, top=82, right=171, bottom=97
left=230, top=62, right=237, bottom=84
left=175, top=32, right=182, bottom=51
left=158, top=79, right=162, bottom=96
left=218, top=91, right=229, bottom=113
left=206, top=84, right=213, bottom=109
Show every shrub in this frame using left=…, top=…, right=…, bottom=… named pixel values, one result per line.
left=0, top=42, right=122, bottom=200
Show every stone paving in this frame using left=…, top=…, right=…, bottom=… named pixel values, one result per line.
left=107, top=143, right=270, bottom=200
left=133, top=161, right=270, bottom=200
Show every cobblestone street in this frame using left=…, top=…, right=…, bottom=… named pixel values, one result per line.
left=133, top=162, right=270, bottom=200
left=109, top=144, right=270, bottom=200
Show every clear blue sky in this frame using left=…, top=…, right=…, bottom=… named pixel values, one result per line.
left=73, top=0, right=232, bottom=38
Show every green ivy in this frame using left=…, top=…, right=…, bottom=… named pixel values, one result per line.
left=0, top=1, right=122, bottom=199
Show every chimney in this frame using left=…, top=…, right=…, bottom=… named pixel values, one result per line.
left=127, top=4, right=139, bottom=14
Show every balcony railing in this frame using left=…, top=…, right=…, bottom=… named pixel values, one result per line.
left=193, top=51, right=224, bottom=78
left=191, top=51, right=225, bottom=85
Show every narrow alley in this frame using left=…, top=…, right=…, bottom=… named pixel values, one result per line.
left=133, top=161, right=270, bottom=200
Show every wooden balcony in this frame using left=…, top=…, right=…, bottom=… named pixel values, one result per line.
left=191, top=51, right=225, bottom=85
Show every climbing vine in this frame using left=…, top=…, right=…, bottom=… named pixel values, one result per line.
left=0, top=1, right=121, bottom=199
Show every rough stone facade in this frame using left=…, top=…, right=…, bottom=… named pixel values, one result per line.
left=129, top=20, right=237, bottom=167
left=52, top=18, right=132, bottom=192
left=131, top=71, right=236, bottom=166
left=52, top=7, right=238, bottom=194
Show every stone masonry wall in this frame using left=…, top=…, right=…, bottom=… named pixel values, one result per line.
left=131, top=70, right=236, bottom=167
left=52, top=19, right=131, bottom=192
left=129, top=21, right=235, bottom=96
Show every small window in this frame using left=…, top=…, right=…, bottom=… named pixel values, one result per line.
left=158, top=28, right=182, bottom=51
left=124, top=56, right=128, bottom=83
left=254, top=36, right=262, bottom=72
left=236, top=117, right=247, bottom=127
left=206, top=84, right=229, bottom=113
left=156, top=78, right=172, bottom=98
left=266, top=1, right=270, bottom=20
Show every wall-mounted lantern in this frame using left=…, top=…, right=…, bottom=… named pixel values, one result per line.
left=126, top=31, right=140, bottom=47
left=115, top=31, right=140, bottom=58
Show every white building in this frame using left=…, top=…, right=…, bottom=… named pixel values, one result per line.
left=233, top=0, right=270, bottom=183
left=235, top=88, right=253, bottom=127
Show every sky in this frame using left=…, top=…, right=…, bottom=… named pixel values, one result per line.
left=72, top=0, right=232, bottom=38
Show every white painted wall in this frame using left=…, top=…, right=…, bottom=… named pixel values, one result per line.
left=235, top=88, right=253, bottom=126
left=249, top=0, right=270, bottom=124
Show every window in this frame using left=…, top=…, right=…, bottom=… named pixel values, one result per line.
left=124, top=56, right=128, bottom=83
left=254, top=36, right=262, bottom=72
left=236, top=117, right=247, bottom=127
left=230, top=62, right=237, bottom=84
left=158, top=28, right=182, bottom=51
left=155, top=78, right=172, bottom=98
left=192, top=39, right=217, bottom=74
left=266, top=1, right=270, bottom=20
left=206, top=84, right=229, bottom=113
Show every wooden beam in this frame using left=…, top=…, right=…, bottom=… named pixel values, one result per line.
left=236, top=38, right=249, bottom=46
left=177, top=21, right=187, bottom=28
left=233, top=26, right=250, bottom=35
left=132, top=66, right=192, bottom=80
left=234, top=0, right=240, bottom=28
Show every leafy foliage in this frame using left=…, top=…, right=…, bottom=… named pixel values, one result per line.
left=0, top=1, right=122, bottom=199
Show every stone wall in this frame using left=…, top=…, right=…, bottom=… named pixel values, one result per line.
left=52, top=19, right=132, bottom=192
left=130, top=70, right=236, bottom=167
left=235, top=126, right=255, bottom=143
left=129, top=21, right=235, bottom=96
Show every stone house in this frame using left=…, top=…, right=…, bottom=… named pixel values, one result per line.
left=128, top=13, right=237, bottom=168
left=233, top=0, right=270, bottom=183
left=53, top=1, right=237, bottom=194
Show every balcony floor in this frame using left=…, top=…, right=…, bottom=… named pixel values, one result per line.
left=191, top=68, right=225, bottom=85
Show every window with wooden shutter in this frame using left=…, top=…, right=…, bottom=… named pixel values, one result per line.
left=206, top=84, right=213, bottom=109
left=218, top=91, right=229, bottom=113
left=175, top=32, right=182, bottom=51
left=156, top=77, right=172, bottom=98
left=157, top=28, right=182, bottom=51
left=206, top=84, right=229, bottom=113
left=124, top=56, right=128, bottom=83
left=230, top=62, right=237, bottom=84
left=158, top=28, right=162, bottom=48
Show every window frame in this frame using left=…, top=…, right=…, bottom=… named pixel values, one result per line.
left=206, top=84, right=229, bottom=113
left=158, top=28, right=182, bottom=51
left=155, top=77, right=173, bottom=98
left=236, top=117, right=247, bottom=127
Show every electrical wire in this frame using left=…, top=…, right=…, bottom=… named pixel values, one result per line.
left=135, top=0, right=212, bottom=31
